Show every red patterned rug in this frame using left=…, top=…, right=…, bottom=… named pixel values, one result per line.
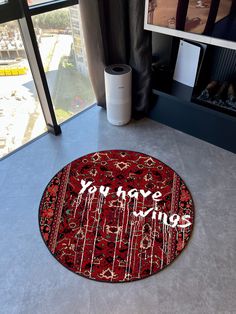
left=39, top=150, right=194, bottom=282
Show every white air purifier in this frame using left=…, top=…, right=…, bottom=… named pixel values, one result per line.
left=104, top=64, right=132, bottom=126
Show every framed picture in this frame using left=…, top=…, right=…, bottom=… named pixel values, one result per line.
left=144, top=0, right=236, bottom=49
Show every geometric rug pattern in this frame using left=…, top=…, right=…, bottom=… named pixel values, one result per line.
left=39, top=150, right=194, bottom=282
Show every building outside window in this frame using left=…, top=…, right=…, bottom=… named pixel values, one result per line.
left=0, top=20, right=47, bottom=158
left=0, top=1, right=95, bottom=159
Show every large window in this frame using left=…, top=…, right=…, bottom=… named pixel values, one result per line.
left=0, top=20, right=46, bottom=158
left=0, top=0, right=95, bottom=159
left=32, top=5, right=95, bottom=123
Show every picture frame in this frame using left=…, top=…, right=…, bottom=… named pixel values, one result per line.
left=144, top=0, right=236, bottom=50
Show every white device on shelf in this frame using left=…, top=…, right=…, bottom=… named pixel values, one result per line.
left=173, top=40, right=201, bottom=87
left=104, top=64, right=132, bottom=126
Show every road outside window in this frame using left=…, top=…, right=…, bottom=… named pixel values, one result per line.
left=0, top=21, right=47, bottom=159
left=32, top=5, right=95, bottom=123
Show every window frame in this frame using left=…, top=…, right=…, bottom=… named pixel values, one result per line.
left=29, top=0, right=78, bottom=16
left=0, top=0, right=80, bottom=136
left=0, top=0, right=22, bottom=24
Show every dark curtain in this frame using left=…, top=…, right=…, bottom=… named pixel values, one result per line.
left=80, top=0, right=152, bottom=118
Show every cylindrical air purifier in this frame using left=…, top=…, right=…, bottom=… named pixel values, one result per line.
left=104, top=64, right=132, bottom=125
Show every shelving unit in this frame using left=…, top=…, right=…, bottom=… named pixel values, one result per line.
left=152, top=79, right=236, bottom=118
left=148, top=33, right=236, bottom=153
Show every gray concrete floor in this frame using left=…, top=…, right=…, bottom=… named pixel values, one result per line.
left=0, top=106, right=236, bottom=314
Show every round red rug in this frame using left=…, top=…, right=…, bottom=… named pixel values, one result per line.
left=39, top=150, right=194, bottom=282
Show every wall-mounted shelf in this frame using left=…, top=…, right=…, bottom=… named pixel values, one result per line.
left=152, top=80, right=193, bottom=103
left=152, top=79, right=236, bottom=118
left=149, top=32, right=236, bottom=153
left=149, top=89, right=236, bottom=153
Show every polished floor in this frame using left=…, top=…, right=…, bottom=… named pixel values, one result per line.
left=1, top=106, right=236, bottom=314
